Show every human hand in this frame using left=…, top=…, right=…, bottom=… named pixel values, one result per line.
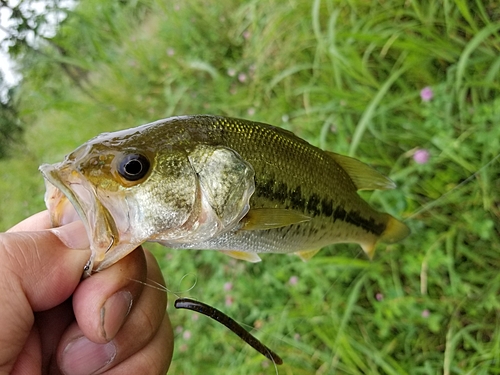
left=0, top=211, right=173, bottom=375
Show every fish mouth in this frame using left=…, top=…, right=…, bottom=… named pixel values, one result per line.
left=39, top=162, right=121, bottom=271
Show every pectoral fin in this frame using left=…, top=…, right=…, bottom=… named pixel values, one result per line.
left=294, top=249, right=321, bottom=261
left=326, top=151, right=396, bottom=191
left=220, top=250, right=262, bottom=262
left=241, top=208, right=311, bottom=231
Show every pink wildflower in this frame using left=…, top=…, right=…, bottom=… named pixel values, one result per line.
left=375, top=293, right=384, bottom=301
left=420, top=87, right=433, bottom=102
left=413, top=149, right=430, bottom=164
left=421, top=309, right=430, bottom=318
left=288, top=276, right=299, bottom=286
left=223, top=282, right=233, bottom=291
left=238, top=73, right=247, bottom=83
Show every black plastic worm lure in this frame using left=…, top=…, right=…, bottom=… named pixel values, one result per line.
left=174, top=298, right=283, bottom=365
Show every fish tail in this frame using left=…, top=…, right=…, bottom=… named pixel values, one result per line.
left=380, top=214, right=411, bottom=244
left=361, top=214, right=410, bottom=259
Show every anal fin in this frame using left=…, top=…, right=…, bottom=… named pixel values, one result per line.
left=220, top=250, right=262, bottom=263
left=360, top=241, right=377, bottom=260
left=294, top=249, right=321, bottom=262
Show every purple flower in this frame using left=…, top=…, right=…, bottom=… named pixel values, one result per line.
left=421, top=309, right=430, bottom=318
left=238, top=73, right=247, bottom=83
left=223, top=282, right=233, bottom=291
left=420, top=87, right=433, bottom=102
left=375, top=293, right=384, bottom=301
left=288, top=276, right=299, bottom=286
left=413, top=149, right=430, bottom=164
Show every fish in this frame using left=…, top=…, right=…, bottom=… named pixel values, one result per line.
left=39, top=115, right=410, bottom=273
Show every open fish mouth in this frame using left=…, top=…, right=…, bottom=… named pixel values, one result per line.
left=39, top=162, right=123, bottom=272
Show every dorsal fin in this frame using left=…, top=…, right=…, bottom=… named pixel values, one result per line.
left=326, top=151, right=396, bottom=191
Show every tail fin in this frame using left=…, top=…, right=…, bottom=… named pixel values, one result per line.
left=380, top=214, right=411, bottom=244
left=360, top=214, right=410, bottom=259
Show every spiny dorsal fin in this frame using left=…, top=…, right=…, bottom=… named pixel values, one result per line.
left=326, top=151, right=396, bottom=191
left=220, top=250, right=262, bottom=262
left=241, top=208, right=311, bottom=231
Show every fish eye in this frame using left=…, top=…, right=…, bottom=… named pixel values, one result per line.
left=118, top=154, right=150, bottom=181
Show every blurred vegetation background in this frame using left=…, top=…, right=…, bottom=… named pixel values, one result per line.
left=1, top=0, right=499, bottom=374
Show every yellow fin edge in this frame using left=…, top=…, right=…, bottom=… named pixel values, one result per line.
left=294, top=249, right=321, bottom=262
left=361, top=215, right=410, bottom=259
left=220, top=250, right=262, bottom=263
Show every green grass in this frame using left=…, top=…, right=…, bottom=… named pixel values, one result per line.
left=1, top=0, right=499, bottom=373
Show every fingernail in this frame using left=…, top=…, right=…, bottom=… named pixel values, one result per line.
left=61, top=336, right=116, bottom=375
left=50, top=221, right=90, bottom=249
left=101, top=291, right=133, bottom=340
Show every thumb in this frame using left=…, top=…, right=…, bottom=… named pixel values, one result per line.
left=0, top=221, right=91, bottom=373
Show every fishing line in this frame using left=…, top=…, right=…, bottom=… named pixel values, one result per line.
left=132, top=270, right=284, bottom=366
left=126, top=278, right=169, bottom=293
left=126, top=272, right=198, bottom=296
left=404, top=152, right=500, bottom=221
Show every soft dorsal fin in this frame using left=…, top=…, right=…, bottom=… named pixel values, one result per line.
left=241, top=208, right=311, bottom=231
left=220, top=250, right=262, bottom=263
left=326, top=151, right=396, bottom=191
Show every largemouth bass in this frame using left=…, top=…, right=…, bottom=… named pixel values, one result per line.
left=39, top=115, right=410, bottom=272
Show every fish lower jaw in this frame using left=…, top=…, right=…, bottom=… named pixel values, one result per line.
left=92, top=243, right=110, bottom=263
left=90, top=240, right=139, bottom=272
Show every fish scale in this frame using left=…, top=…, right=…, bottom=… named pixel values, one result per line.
left=173, top=117, right=388, bottom=251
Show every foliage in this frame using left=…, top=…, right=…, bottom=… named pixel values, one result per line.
left=0, top=0, right=499, bottom=374
left=0, top=82, right=23, bottom=158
